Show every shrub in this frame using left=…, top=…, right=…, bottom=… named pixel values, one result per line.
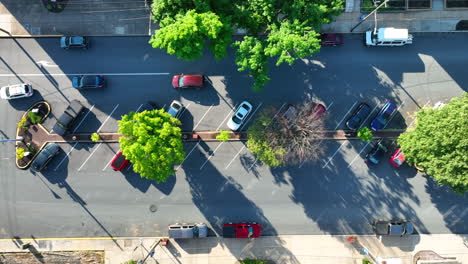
left=216, top=130, right=230, bottom=142
left=46, top=3, right=52, bottom=9
left=91, top=133, right=100, bottom=142
left=362, top=258, right=372, bottom=264
left=18, top=116, right=28, bottom=131
left=122, top=261, right=137, bottom=264
left=358, top=127, right=373, bottom=142
left=28, top=111, right=42, bottom=124
left=241, top=260, right=267, bottom=264
left=16, top=148, right=25, bottom=160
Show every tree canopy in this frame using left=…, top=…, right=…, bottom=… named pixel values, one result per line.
left=398, top=93, right=468, bottom=194
left=150, top=0, right=343, bottom=91
left=118, top=109, right=185, bottom=182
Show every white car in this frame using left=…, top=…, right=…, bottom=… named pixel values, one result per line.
left=0, top=83, right=33, bottom=100
left=227, top=101, right=253, bottom=131
left=167, top=100, right=183, bottom=118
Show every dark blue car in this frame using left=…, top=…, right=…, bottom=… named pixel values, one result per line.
left=72, top=75, right=105, bottom=89
left=60, top=36, right=89, bottom=49
left=371, top=101, right=396, bottom=131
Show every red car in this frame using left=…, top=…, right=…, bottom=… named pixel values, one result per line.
left=110, top=151, right=130, bottom=171
left=223, top=223, right=262, bottom=238
left=172, top=74, right=204, bottom=88
left=320, top=33, right=344, bottom=46
left=389, top=148, right=405, bottom=168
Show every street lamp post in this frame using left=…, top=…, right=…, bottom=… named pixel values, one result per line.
left=0, top=137, right=23, bottom=143
left=350, top=0, right=389, bottom=32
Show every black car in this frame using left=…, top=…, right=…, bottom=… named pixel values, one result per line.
left=365, top=141, right=388, bottom=165
left=72, top=75, right=105, bottom=89
left=30, top=143, right=60, bottom=172
left=346, top=102, right=371, bottom=130
left=52, top=100, right=85, bottom=136
left=60, top=36, right=89, bottom=49
left=373, top=220, right=414, bottom=236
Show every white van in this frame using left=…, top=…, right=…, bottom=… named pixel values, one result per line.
left=366, top=27, right=413, bottom=47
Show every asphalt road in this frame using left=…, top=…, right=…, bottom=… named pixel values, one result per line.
left=0, top=34, right=467, bottom=239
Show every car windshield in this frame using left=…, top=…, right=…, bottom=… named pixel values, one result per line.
left=179, top=76, right=185, bottom=87
left=376, top=116, right=387, bottom=125
left=172, top=104, right=181, bottom=110
left=394, top=158, right=403, bottom=166
left=232, top=116, right=242, bottom=124
left=241, top=104, right=251, bottom=111
left=82, top=76, right=96, bottom=86
left=5, top=88, right=10, bottom=97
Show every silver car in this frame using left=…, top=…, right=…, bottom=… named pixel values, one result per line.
left=0, top=83, right=33, bottom=100
left=227, top=101, right=253, bottom=131
left=167, top=100, right=183, bottom=118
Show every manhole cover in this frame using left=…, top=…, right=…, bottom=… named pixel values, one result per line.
left=149, top=204, right=158, bottom=213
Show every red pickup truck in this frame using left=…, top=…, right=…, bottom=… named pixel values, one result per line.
left=222, top=223, right=262, bottom=238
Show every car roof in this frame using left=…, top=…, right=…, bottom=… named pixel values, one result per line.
left=182, top=75, right=203, bottom=86
left=382, top=101, right=396, bottom=113
left=7, top=84, right=27, bottom=95
left=70, top=36, right=85, bottom=44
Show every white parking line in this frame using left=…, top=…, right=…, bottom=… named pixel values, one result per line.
left=193, top=105, right=213, bottom=131
left=102, top=149, right=119, bottom=171
left=72, top=105, right=95, bottom=133
left=334, top=102, right=357, bottom=130
left=239, top=102, right=263, bottom=131
left=360, top=103, right=380, bottom=129
left=326, top=101, right=334, bottom=111
left=347, top=141, right=372, bottom=168
left=97, top=104, right=119, bottom=133
left=0, top=72, right=170, bottom=77
left=216, top=103, right=238, bottom=131
left=135, top=104, right=144, bottom=113
left=54, top=143, right=77, bottom=171
left=175, top=142, right=199, bottom=171
left=322, top=141, right=348, bottom=169
left=178, top=103, right=190, bottom=117
left=200, top=142, right=224, bottom=170
left=77, top=143, right=102, bottom=171
left=225, top=145, right=246, bottom=170
left=383, top=101, right=405, bottom=129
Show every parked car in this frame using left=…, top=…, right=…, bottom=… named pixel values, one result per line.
left=52, top=100, right=85, bottom=136
left=172, top=74, right=204, bottom=88
left=373, top=220, right=414, bottom=236
left=30, top=143, right=60, bottom=172
left=72, top=75, right=105, bottom=89
left=389, top=148, right=406, bottom=168
left=371, top=101, right=397, bottom=131
left=0, top=83, right=33, bottom=100
left=346, top=102, right=372, bottom=130
left=311, top=103, right=327, bottom=120
left=320, top=33, right=344, bottom=46
left=60, top=36, right=89, bottom=49
left=223, top=222, right=261, bottom=238
left=365, top=141, right=388, bottom=165
left=110, top=151, right=130, bottom=171
left=227, top=101, right=253, bottom=131
left=168, top=223, right=208, bottom=239
left=167, top=100, right=183, bottom=118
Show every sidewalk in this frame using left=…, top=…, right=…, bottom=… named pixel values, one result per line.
left=1, top=234, right=467, bottom=264
left=1, top=0, right=468, bottom=37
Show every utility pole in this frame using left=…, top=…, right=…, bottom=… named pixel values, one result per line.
left=0, top=137, right=23, bottom=143
left=350, top=0, right=389, bottom=32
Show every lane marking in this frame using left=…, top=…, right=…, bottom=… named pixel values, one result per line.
left=72, top=105, right=95, bottom=133
left=347, top=141, right=372, bottom=168
left=102, top=149, right=119, bottom=171
left=200, top=142, right=224, bottom=170
left=239, top=102, right=263, bottom=131
left=97, top=104, right=119, bottom=133
left=334, top=102, right=357, bottom=130
left=175, top=142, right=199, bottom=171
left=225, top=145, right=246, bottom=170
left=135, top=104, right=144, bottom=113
left=178, top=103, right=190, bottom=118
left=322, top=141, right=348, bottom=169
left=216, top=103, right=238, bottom=131
left=248, top=157, right=259, bottom=171
left=384, top=101, right=405, bottom=129
left=36, top=60, right=58, bottom=68
left=326, top=101, right=334, bottom=111
left=77, top=143, right=102, bottom=171
left=193, top=105, right=213, bottom=131
left=360, top=103, right=380, bottom=129
left=0, top=72, right=170, bottom=77
left=54, top=143, right=77, bottom=171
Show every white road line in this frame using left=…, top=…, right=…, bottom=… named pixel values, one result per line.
left=72, top=105, right=95, bottom=133
left=0, top=72, right=170, bottom=77
left=178, top=103, right=190, bottom=117
left=102, top=150, right=119, bottom=171
left=334, top=102, right=357, bottom=130
left=225, top=145, right=246, bottom=170
left=248, top=157, right=259, bottom=171
left=216, top=104, right=238, bottom=131
left=97, top=104, right=120, bottom=133
left=193, top=105, right=213, bottom=131
left=135, top=104, right=144, bottom=113
left=200, top=142, right=224, bottom=170
left=239, top=102, right=263, bottom=131
left=175, top=142, right=199, bottom=171
left=273, top=103, right=287, bottom=119
left=360, top=103, right=380, bottom=129
left=326, top=101, right=334, bottom=111
left=347, top=141, right=372, bottom=168
left=384, top=101, right=405, bottom=129
left=322, top=141, right=348, bottom=169
left=77, top=143, right=102, bottom=171
left=126, top=163, right=133, bottom=171
left=54, top=143, right=77, bottom=171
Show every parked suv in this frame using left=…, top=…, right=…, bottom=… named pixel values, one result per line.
left=30, top=143, right=60, bottom=172
left=168, top=223, right=208, bottom=239
left=60, top=36, right=89, bottom=49
left=52, top=100, right=85, bottom=136
left=346, top=102, right=371, bottom=130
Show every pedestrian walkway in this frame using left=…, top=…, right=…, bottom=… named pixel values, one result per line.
left=1, top=234, right=467, bottom=264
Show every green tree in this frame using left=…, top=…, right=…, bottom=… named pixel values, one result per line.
left=357, top=127, right=373, bottom=142
left=16, top=147, right=25, bottom=160
left=90, top=132, right=100, bottom=142
left=118, top=109, right=185, bottom=182
left=27, top=111, right=42, bottom=124
left=398, top=93, right=468, bottom=194
left=234, top=36, right=270, bottom=92
left=216, top=130, right=230, bottom=142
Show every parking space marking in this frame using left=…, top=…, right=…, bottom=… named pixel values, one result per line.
left=347, top=141, right=372, bottom=168
left=322, top=141, right=348, bottom=169
left=72, top=105, right=95, bottom=133
left=54, top=143, right=78, bottom=171
left=334, top=102, right=357, bottom=130
left=200, top=143, right=224, bottom=170
left=239, top=102, right=263, bottom=131
left=326, top=101, right=334, bottom=111
left=360, top=103, right=380, bottom=129
left=225, top=145, right=246, bottom=170
left=77, top=143, right=102, bottom=171
left=97, top=104, right=119, bottom=133
left=102, top=149, right=119, bottom=171
left=175, top=142, right=199, bottom=171
left=384, top=101, right=405, bottom=129
left=193, top=105, right=214, bottom=131
left=0, top=72, right=170, bottom=77
left=216, top=103, right=238, bottom=131
left=178, top=103, right=190, bottom=118
left=135, top=104, right=144, bottom=113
